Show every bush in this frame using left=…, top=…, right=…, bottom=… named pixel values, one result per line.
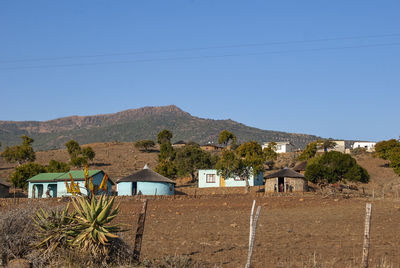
left=305, top=151, right=369, bottom=184
left=9, top=162, right=46, bottom=188
left=0, top=205, right=40, bottom=264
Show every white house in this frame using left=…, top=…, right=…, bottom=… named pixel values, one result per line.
left=198, top=169, right=264, bottom=188
left=262, top=141, right=295, bottom=153
left=353, top=141, right=376, bottom=152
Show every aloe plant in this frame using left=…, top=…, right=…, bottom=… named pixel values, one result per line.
left=70, top=194, right=122, bottom=255
left=33, top=204, right=77, bottom=253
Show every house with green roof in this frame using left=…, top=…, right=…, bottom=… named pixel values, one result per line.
left=27, top=170, right=114, bottom=198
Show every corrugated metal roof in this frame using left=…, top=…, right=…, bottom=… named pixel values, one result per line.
left=56, top=170, right=102, bottom=180
left=28, top=173, right=64, bottom=182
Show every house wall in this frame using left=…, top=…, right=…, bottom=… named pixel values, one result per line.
left=353, top=142, right=376, bottom=152
left=137, top=182, right=174, bottom=195
left=264, top=177, right=308, bottom=192
left=0, top=185, right=9, bottom=198
left=117, top=182, right=133, bottom=196
left=198, top=169, right=263, bottom=188
left=28, top=172, right=113, bottom=198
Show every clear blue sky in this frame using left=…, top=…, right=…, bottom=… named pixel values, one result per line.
left=1, top=1, right=399, bottom=142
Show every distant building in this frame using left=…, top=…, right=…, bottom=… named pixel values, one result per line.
left=317, top=140, right=346, bottom=153
left=198, top=169, right=264, bottom=188
left=200, top=144, right=223, bottom=152
left=172, top=140, right=186, bottom=148
left=117, top=164, right=175, bottom=196
left=0, top=181, right=10, bottom=198
left=27, top=170, right=113, bottom=198
left=292, top=161, right=307, bottom=175
left=262, top=141, right=295, bottom=153
left=264, top=168, right=308, bottom=193
left=352, top=141, right=376, bottom=152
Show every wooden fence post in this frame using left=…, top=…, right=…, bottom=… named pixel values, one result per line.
left=133, top=199, right=148, bottom=263
left=249, top=200, right=256, bottom=248
left=246, top=205, right=261, bottom=268
left=361, top=203, right=372, bottom=268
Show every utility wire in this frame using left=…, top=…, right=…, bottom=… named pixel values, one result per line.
left=1, top=33, right=400, bottom=64
left=1, top=42, right=399, bottom=71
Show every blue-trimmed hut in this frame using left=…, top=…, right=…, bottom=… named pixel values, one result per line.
left=117, top=165, right=175, bottom=196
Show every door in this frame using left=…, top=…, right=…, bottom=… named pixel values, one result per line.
left=48, top=184, right=57, bottom=197
left=132, top=182, right=137, bottom=195
left=220, top=176, right=225, bottom=187
left=278, top=177, right=284, bottom=192
left=36, top=185, right=44, bottom=198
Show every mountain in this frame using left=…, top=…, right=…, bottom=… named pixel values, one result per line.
left=0, top=105, right=320, bottom=150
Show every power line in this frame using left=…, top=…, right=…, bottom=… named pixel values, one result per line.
left=1, top=42, right=399, bottom=71
left=1, top=33, right=400, bottom=64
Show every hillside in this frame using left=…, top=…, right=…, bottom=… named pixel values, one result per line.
left=0, top=105, right=320, bottom=150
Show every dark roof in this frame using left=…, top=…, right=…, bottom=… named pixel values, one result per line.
left=173, top=140, right=186, bottom=145
left=117, top=167, right=175, bottom=184
left=293, top=161, right=307, bottom=172
left=200, top=144, right=222, bottom=148
left=264, top=168, right=305, bottom=179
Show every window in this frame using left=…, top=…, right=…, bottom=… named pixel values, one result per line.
left=206, top=174, right=216, bottom=183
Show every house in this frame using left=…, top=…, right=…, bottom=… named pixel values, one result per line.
left=292, top=161, right=307, bottom=175
left=317, top=140, right=346, bottom=153
left=27, top=170, right=113, bottom=198
left=353, top=141, right=376, bottom=152
left=200, top=144, right=223, bottom=152
left=198, top=169, right=264, bottom=188
left=117, top=164, right=175, bottom=196
left=264, top=168, right=308, bottom=192
left=262, top=141, right=295, bottom=153
left=172, top=140, right=186, bottom=148
left=0, top=181, right=10, bottom=198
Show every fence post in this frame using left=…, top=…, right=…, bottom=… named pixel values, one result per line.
left=372, top=189, right=374, bottom=199
left=133, top=199, right=148, bottom=263
left=361, top=203, right=372, bottom=268
left=246, top=205, right=261, bottom=268
left=249, top=200, right=256, bottom=248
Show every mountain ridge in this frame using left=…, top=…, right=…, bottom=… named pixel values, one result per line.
left=0, top=105, right=320, bottom=150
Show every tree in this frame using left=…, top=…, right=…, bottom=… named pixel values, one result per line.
left=1, top=135, right=35, bottom=165
left=298, top=141, right=318, bottom=161
left=65, top=140, right=95, bottom=168
left=134, top=140, right=155, bottom=152
left=157, top=129, right=173, bottom=144
left=387, top=148, right=400, bottom=176
left=82, top=146, right=95, bottom=161
left=65, top=140, right=81, bottom=157
left=317, top=139, right=337, bottom=152
left=374, top=139, right=400, bottom=160
left=46, top=160, right=70, bottom=173
left=9, top=162, right=46, bottom=188
left=155, top=160, right=177, bottom=178
left=263, top=142, right=278, bottom=170
left=305, top=151, right=369, bottom=185
left=216, top=141, right=264, bottom=192
left=218, top=130, right=237, bottom=147
left=174, top=144, right=213, bottom=182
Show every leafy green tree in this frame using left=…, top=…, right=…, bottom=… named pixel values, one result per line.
left=374, top=139, right=400, bottom=160
left=134, top=140, right=156, bottom=152
left=216, top=141, right=264, bottom=192
left=9, top=162, right=46, bottom=188
left=298, top=141, right=318, bottom=161
left=46, top=160, right=70, bottom=173
left=82, top=146, right=95, bottom=161
left=65, top=140, right=95, bottom=168
left=65, top=140, right=81, bottom=158
left=157, top=129, right=173, bottom=144
left=1, top=135, right=36, bottom=165
left=305, top=151, right=369, bottom=185
left=218, top=130, right=237, bottom=147
left=174, top=144, right=213, bottom=182
left=387, top=148, right=400, bottom=175
left=263, top=142, right=278, bottom=170
left=155, top=160, right=177, bottom=178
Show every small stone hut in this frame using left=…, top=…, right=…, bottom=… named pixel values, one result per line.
left=264, top=168, right=308, bottom=193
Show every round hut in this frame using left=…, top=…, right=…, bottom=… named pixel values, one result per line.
left=264, top=168, right=308, bottom=193
left=117, top=164, right=175, bottom=196
left=293, top=161, right=307, bottom=175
